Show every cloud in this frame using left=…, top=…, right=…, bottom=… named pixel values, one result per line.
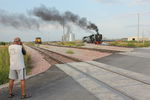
left=96, top=0, right=150, bottom=5
left=96, top=0, right=122, bottom=4
left=97, top=0, right=121, bottom=3
left=39, top=23, right=61, bottom=31
left=126, top=24, right=150, bottom=28
left=132, top=0, right=150, bottom=5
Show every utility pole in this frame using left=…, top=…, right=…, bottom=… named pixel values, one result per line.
left=142, top=30, right=144, bottom=43
left=149, top=31, right=150, bottom=41
left=62, top=18, right=65, bottom=41
left=63, top=22, right=65, bottom=35
left=137, top=13, right=140, bottom=42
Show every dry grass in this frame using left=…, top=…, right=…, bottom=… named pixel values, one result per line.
left=56, top=41, right=85, bottom=47
left=108, top=41, right=150, bottom=47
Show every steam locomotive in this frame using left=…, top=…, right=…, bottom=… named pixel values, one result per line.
left=82, top=33, right=102, bottom=44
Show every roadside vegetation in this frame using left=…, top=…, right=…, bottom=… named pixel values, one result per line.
left=56, top=41, right=85, bottom=47
left=0, top=42, right=9, bottom=45
left=25, top=42, right=35, bottom=46
left=0, top=45, right=31, bottom=85
left=66, top=50, right=75, bottom=54
left=108, top=41, right=150, bottom=47
left=0, top=46, right=10, bottom=85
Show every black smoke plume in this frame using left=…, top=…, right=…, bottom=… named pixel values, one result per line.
left=0, top=10, right=39, bottom=29
left=31, top=5, right=99, bottom=33
left=87, top=23, right=99, bottom=34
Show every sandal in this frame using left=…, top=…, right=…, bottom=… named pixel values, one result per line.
left=21, top=94, right=32, bottom=99
left=8, top=93, right=15, bottom=98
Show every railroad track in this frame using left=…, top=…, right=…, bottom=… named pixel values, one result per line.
left=57, top=62, right=150, bottom=100
left=29, top=46, right=81, bottom=65
left=43, top=43, right=120, bottom=53
left=30, top=45, right=150, bottom=100
left=30, top=45, right=150, bottom=84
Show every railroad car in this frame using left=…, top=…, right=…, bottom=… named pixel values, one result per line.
left=35, top=37, right=42, bottom=44
left=82, top=33, right=102, bottom=44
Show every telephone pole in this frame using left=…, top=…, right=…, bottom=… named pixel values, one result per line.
left=62, top=18, right=65, bottom=41
left=137, top=13, right=140, bottom=42
left=142, top=30, right=144, bottom=43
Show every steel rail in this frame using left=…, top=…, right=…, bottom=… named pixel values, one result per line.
left=43, top=44, right=120, bottom=53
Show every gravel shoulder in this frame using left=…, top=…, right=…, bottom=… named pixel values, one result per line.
left=40, top=45, right=111, bottom=61
left=82, top=43, right=134, bottom=52
left=25, top=46, right=51, bottom=75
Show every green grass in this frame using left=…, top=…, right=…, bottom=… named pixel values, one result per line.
left=24, top=54, right=32, bottom=74
left=108, top=41, right=150, bottom=47
left=25, top=42, right=35, bottom=46
left=66, top=50, right=75, bottom=54
left=0, top=46, right=31, bottom=85
left=0, top=46, right=10, bottom=85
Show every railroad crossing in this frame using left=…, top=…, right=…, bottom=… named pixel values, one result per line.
left=56, top=61, right=150, bottom=100
left=0, top=45, right=150, bottom=100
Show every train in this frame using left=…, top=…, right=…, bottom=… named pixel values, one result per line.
left=35, top=37, right=42, bottom=44
left=82, top=33, right=102, bottom=44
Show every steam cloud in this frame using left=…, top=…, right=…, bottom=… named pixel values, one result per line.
left=0, top=10, right=39, bottom=29
left=31, top=5, right=99, bottom=34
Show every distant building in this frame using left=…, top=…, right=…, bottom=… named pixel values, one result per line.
left=128, top=36, right=150, bottom=41
left=62, top=33, right=75, bottom=41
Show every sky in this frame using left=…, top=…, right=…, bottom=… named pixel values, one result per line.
left=0, top=0, right=150, bottom=42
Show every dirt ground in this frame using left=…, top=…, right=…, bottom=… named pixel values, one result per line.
left=25, top=46, right=51, bottom=75
left=40, top=45, right=112, bottom=61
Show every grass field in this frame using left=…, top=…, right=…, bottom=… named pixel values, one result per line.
left=0, top=46, right=31, bottom=85
left=108, top=41, right=150, bottom=47
left=0, top=46, right=10, bottom=85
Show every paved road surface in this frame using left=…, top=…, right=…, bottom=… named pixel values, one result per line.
left=95, top=47, right=150, bottom=76
left=56, top=61, right=150, bottom=100
left=0, top=66, right=98, bottom=100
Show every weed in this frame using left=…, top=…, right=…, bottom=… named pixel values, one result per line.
left=66, top=50, right=74, bottom=54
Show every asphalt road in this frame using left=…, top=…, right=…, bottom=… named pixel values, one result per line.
left=95, top=47, right=150, bottom=76
left=0, top=66, right=98, bottom=100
